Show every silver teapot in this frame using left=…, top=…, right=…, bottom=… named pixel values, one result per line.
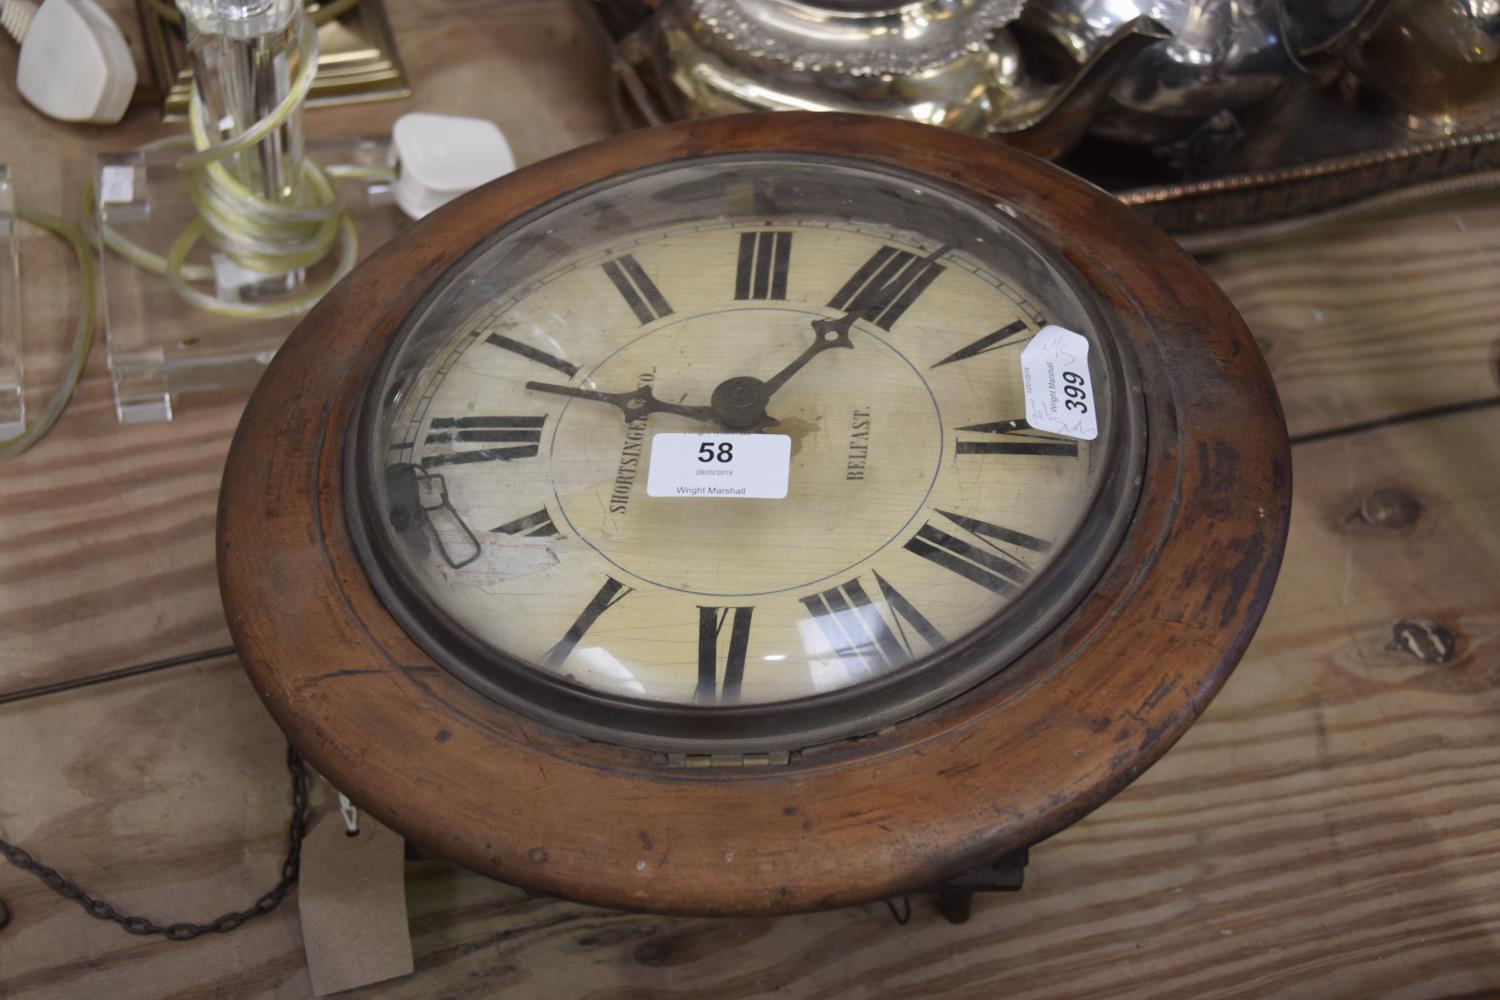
left=1023, top=0, right=1406, bottom=144
left=649, top=0, right=1168, bottom=157
left=1027, top=0, right=1299, bottom=144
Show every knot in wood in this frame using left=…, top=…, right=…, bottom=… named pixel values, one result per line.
left=1358, top=488, right=1421, bottom=530
left=1387, top=619, right=1457, bottom=664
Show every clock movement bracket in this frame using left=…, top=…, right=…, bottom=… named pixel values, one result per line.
left=401, top=838, right=1028, bottom=926
left=916, top=847, right=1030, bottom=925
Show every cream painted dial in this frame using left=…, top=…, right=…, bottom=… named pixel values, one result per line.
left=356, top=156, right=1131, bottom=736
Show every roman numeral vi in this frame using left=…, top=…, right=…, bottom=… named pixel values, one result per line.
left=696, top=606, right=754, bottom=705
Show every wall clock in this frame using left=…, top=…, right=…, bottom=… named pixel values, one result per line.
left=218, top=112, right=1289, bottom=917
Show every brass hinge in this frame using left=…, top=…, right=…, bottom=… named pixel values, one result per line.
left=665, top=751, right=792, bottom=768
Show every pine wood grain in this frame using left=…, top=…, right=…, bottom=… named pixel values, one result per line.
left=1201, top=194, right=1500, bottom=438
left=3, top=407, right=1497, bottom=998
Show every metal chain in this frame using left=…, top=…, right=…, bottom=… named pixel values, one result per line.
left=0, top=744, right=308, bottom=941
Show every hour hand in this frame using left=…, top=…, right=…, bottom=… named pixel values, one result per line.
left=525, top=381, right=720, bottom=426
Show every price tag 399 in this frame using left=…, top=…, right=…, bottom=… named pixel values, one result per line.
left=646, top=433, right=791, bottom=499
left=1020, top=324, right=1099, bottom=440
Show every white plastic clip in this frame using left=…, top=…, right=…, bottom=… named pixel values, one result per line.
left=337, top=791, right=360, bottom=839
left=338, top=792, right=359, bottom=837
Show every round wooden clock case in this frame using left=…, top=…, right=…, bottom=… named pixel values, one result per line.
left=218, top=113, right=1290, bottom=916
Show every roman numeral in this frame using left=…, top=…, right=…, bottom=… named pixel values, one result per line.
left=734, top=231, right=792, bottom=300
left=828, top=245, right=946, bottom=330
left=543, top=576, right=632, bottom=668
left=492, top=507, right=558, bottom=538
left=800, top=573, right=944, bottom=676
left=421, top=415, right=544, bottom=468
left=484, top=332, right=578, bottom=377
left=955, top=418, right=1079, bottom=458
left=904, top=510, right=1051, bottom=597
left=696, top=606, right=754, bottom=705
left=602, top=254, right=672, bottom=325
left=931, top=319, right=1030, bottom=368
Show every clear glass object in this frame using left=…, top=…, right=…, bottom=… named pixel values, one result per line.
left=96, top=1, right=401, bottom=423
left=179, top=0, right=307, bottom=300
left=0, top=166, right=21, bottom=439
left=349, top=154, right=1143, bottom=749
left=98, top=137, right=401, bottom=423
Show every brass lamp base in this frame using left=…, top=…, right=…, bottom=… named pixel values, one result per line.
left=137, top=0, right=411, bottom=120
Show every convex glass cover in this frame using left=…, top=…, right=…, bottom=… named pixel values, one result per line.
left=351, top=155, right=1142, bottom=749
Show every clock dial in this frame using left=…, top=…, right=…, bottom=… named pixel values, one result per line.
left=356, top=156, right=1137, bottom=736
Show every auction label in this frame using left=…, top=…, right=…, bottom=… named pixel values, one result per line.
left=1020, top=324, right=1099, bottom=440
left=647, top=433, right=791, bottom=498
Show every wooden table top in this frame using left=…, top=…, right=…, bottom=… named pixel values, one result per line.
left=3, top=3, right=1499, bottom=997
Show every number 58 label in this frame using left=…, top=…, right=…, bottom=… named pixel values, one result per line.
left=647, top=433, right=791, bottom=498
